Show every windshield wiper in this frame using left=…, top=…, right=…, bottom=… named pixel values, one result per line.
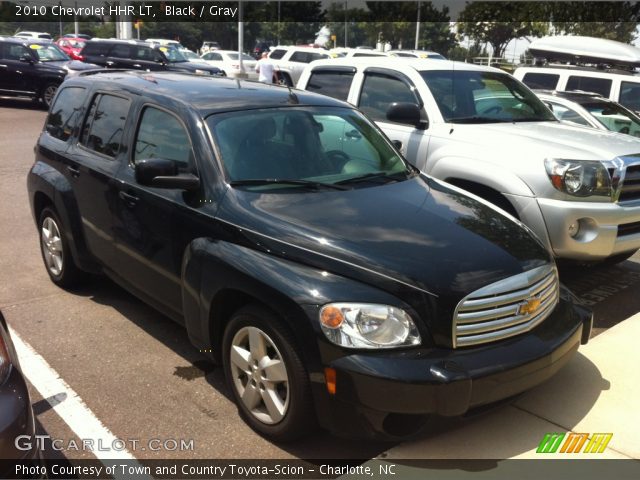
left=335, top=171, right=409, bottom=186
left=448, top=116, right=511, bottom=124
left=511, top=117, right=557, bottom=123
left=229, top=179, right=348, bottom=191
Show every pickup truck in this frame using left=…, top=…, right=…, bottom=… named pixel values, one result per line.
left=298, top=57, right=640, bottom=263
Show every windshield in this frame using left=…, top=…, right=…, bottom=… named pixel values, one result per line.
left=582, top=102, right=640, bottom=136
left=226, top=53, right=255, bottom=61
left=207, top=107, right=413, bottom=191
left=30, top=43, right=69, bottom=62
left=160, top=46, right=187, bottom=63
left=181, top=50, right=199, bottom=60
left=421, top=70, right=556, bottom=123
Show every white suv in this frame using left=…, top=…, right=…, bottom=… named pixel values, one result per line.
left=514, top=66, right=640, bottom=115
left=298, top=57, right=640, bottom=263
left=268, top=46, right=331, bottom=86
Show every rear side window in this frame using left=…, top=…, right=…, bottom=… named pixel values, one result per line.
left=110, top=44, right=131, bottom=58
left=203, top=52, right=223, bottom=61
left=566, top=76, right=612, bottom=97
left=80, top=94, right=130, bottom=158
left=81, top=42, right=111, bottom=56
left=359, top=72, right=418, bottom=123
left=619, top=81, right=640, bottom=112
left=306, top=71, right=354, bottom=101
left=46, top=87, right=86, bottom=141
left=521, top=72, right=560, bottom=90
left=269, top=49, right=287, bottom=60
left=133, top=107, right=194, bottom=172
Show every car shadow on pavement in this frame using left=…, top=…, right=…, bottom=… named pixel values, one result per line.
left=559, top=259, right=640, bottom=335
left=380, top=350, right=608, bottom=463
left=82, top=277, right=392, bottom=459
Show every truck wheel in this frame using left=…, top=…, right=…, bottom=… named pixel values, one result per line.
left=38, top=207, right=83, bottom=287
left=222, top=305, right=315, bottom=441
left=41, top=83, right=59, bottom=109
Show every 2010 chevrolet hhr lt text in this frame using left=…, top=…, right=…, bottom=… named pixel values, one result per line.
left=27, top=72, right=592, bottom=440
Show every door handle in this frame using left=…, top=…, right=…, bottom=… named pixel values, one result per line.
left=119, top=191, right=139, bottom=207
left=0, top=65, right=7, bottom=68
left=66, top=165, right=80, bottom=177
left=133, top=64, right=141, bottom=68
left=106, top=61, right=115, bottom=67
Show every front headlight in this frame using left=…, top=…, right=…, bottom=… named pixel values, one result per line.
left=194, top=69, right=210, bottom=75
left=319, top=303, right=421, bottom=349
left=544, top=158, right=612, bottom=197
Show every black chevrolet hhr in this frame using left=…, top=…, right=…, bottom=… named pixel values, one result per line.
left=27, top=72, right=592, bottom=440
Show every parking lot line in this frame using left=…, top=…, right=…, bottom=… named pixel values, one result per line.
left=8, top=326, right=136, bottom=462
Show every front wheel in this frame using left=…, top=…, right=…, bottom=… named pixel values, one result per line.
left=41, top=83, right=59, bottom=109
left=222, top=305, right=315, bottom=441
left=39, top=207, right=83, bottom=287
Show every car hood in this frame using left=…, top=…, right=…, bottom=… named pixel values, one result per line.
left=43, top=60, right=97, bottom=71
left=217, top=176, right=550, bottom=304
left=448, top=121, right=640, bottom=159
left=171, top=61, right=219, bottom=73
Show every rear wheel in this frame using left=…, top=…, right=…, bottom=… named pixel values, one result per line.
left=222, top=305, right=315, bottom=441
left=38, top=207, right=83, bottom=287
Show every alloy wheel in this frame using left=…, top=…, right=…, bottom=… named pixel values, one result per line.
left=41, top=216, right=63, bottom=276
left=229, top=326, right=290, bottom=424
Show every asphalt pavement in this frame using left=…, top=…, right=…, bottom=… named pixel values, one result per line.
left=1, top=97, right=639, bottom=474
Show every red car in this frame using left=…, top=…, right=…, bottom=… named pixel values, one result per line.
left=55, top=37, right=86, bottom=60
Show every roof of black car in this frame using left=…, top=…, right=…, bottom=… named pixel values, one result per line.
left=0, top=36, right=52, bottom=46
left=66, top=71, right=351, bottom=114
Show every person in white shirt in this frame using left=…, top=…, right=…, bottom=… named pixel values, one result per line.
left=255, top=52, right=275, bottom=84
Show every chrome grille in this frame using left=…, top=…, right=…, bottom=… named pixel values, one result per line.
left=619, top=164, right=640, bottom=202
left=453, top=265, right=559, bottom=348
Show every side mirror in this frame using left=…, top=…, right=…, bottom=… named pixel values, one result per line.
left=386, top=102, right=428, bottom=129
left=135, top=158, right=200, bottom=191
left=19, top=54, right=34, bottom=64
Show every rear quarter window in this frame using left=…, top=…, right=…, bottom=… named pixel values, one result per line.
left=306, top=71, right=354, bottom=101
left=521, top=72, right=560, bottom=90
left=80, top=93, right=131, bottom=158
left=566, top=75, right=612, bottom=97
left=269, top=49, right=287, bottom=60
left=46, top=87, right=87, bottom=141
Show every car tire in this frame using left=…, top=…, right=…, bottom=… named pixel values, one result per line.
left=222, top=305, right=315, bottom=441
left=38, top=207, right=83, bottom=287
left=41, top=83, right=59, bottom=109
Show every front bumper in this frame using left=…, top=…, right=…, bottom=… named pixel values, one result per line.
left=537, top=197, right=640, bottom=260
left=315, top=298, right=592, bottom=439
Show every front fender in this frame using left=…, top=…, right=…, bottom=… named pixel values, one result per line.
left=181, top=238, right=409, bottom=368
left=430, top=156, right=535, bottom=197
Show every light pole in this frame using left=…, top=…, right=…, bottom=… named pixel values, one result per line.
left=414, top=1, right=421, bottom=50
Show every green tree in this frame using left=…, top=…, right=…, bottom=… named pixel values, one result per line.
left=457, top=2, right=548, bottom=58
left=549, top=1, right=640, bottom=43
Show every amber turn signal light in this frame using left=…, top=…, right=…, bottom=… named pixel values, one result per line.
left=324, top=367, right=337, bottom=395
left=320, top=306, right=344, bottom=329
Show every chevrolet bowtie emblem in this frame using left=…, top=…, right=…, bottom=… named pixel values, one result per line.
left=519, top=297, right=542, bottom=315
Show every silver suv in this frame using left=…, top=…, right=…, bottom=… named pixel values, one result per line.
left=298, top=57, right=640, bottom=263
